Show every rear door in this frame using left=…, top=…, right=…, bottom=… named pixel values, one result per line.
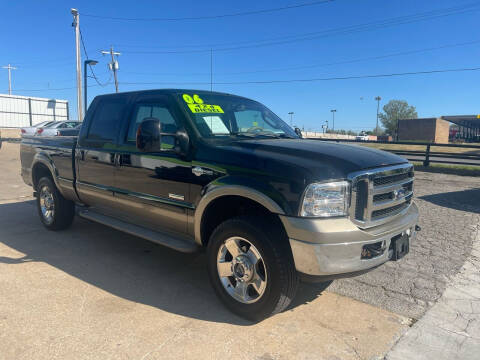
left=76, top=95, right=128, bottom=212
left=112, top=94, right=192, bottom=234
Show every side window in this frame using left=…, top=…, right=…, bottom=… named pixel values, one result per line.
left=126, top=103, right=178, bottom=143
left=87, top=98, right=126, bottom=142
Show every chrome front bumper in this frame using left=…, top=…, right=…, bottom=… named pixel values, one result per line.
left=280, top=202, right=419, bottom=276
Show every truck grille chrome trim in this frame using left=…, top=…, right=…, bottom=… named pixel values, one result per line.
left=348, top=163, right=414, bottom=229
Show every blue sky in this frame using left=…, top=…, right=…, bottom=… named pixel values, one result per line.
left=1, top=0, right=479, bottom=132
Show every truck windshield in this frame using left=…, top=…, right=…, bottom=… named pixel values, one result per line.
left=177, top=92, right=297, bottom=139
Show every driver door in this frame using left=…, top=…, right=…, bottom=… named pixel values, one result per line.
left=112, top=97, right=192, bottom=235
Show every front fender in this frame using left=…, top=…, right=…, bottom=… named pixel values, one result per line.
left=193, top=177, right=289, bottom=245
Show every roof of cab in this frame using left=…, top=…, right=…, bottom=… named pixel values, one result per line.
left=93, top=89, right=252, bottom=101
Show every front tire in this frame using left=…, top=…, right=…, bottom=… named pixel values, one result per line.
left=207, top=216, right=298, bottom=321
left=36, top=177, right=75, bottom=230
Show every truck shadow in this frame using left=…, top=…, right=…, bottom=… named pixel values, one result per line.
left=0, top=200, right=331, bottom=325
left=418, top=188, right=480, bottom=214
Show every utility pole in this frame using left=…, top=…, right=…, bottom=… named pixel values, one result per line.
left=2, top=64, right=17, bottom=95
left=101, top=46, right=121, bottom=93
left=288, top=112, right=294, bottom=127
left=330, top=109, right=337, bottom=132
left=375, top=96, right=382, bottom=135
left=71, top=8, right=83, bottom=121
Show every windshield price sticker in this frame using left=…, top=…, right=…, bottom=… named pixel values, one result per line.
left=188, top=104, right=224, bottom=114
left=183, top=93, right=224, bottom=113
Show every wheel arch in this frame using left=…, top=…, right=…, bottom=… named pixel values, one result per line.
left=31, top=154, right=60, bottom=192
left=194, top=185, right=286, bottom=246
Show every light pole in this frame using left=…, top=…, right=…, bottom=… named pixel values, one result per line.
left=71, top=8, right=83, bottom=121
left=288, top=112, right=294, bottom=127
left=330, top=109, right=337, bottom=132
left=375, top=96, right=382, bottom=135
left=84, top=60, right=98, bottom=116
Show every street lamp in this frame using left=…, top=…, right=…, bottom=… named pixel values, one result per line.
left=288, top=112, right=294, bottom=127
left=375, top=96, right=382, bottom=135
left=84, top=59, right=98, bottom=116
left=330, top=109, right=337, bottom=132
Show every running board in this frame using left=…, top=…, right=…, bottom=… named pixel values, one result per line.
left=78, top=209, right=199, bottom=253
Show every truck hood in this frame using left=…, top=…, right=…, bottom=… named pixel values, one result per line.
left=213, top=138, right=408, bottom=180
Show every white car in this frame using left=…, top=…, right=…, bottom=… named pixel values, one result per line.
left=355, top=135, right=370, bottom=141
left=35, top=121, right=80, bottom=137
left=21, top=121, right=54, bottom=136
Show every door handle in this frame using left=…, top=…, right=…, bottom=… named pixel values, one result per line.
left=91, top=155, right=99, bottom=160
left=113, top=153, right=121, bottom=167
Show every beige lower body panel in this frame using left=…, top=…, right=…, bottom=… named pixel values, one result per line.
left=281, top=203, right=419, bottom=276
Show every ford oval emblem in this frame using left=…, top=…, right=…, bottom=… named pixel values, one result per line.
left=394, top=188, right=406, bottom=200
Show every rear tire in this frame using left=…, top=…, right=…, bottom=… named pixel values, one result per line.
left=207, top=216, right=298, bottom=321
left=36, top=177, right=75, bottom=230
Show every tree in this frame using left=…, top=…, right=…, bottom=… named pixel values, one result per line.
left=378, top=100, right=418, bottom=137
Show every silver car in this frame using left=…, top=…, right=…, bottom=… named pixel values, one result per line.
left=21, top=121, right=54, bottom=136
left=35, top=121, right=80, bottom=136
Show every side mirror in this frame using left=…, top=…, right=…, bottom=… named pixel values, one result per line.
left=136, top=118, right=161, bottom=152
left=136, top=118, right=189, bottom=154
left=294, top=127, right=303, bottom=138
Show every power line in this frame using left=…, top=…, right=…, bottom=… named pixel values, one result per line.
left=11, top=66, right=480, bottom=92
left=117, top=66, right=480, bottom=86
left=117, top=2, right=480, bottom=54
left=118, top=39, right=480, bottom=77
left=222, top=39, right=480, bottom=75
left=79, top=28, right=111, bottom=87
left=9, top=83, right=107, bottom=92
left=80, top=0, right=334, bottom=21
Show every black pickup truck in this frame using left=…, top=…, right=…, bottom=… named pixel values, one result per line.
left=21, top=89, right=419, bottom=320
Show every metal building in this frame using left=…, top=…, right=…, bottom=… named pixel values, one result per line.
left=0, top=94, right=69, bottom=128
left=442, top=115, right=480, bottom=143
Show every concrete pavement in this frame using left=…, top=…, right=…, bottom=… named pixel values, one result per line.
left=0, top=199, right=410, bottom=360
left=387, top=224, right=480, bottom=359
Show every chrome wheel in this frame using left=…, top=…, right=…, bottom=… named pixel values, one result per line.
left=217, top=236, right=267, bottom=304
left=39, top=185, right=55, bottom=225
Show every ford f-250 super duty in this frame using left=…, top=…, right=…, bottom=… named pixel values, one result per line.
left=21, top=89, right=419, bottom=320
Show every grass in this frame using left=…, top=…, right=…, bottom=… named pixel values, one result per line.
left=358, top=142, right=480, bottom=154
left=349, top=141, right=480, bottom=176
left=411, top=162, right=480, bottom=177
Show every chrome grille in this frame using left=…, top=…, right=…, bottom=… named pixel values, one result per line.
left=349, top=163, right=414, bottom=228
left=371, top=194, right=412, bottom=220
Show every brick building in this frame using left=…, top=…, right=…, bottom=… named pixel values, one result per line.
left=397, top=117, right=450, bottom=143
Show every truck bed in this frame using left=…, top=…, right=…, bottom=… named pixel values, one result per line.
left=20, top=135, right=77, bottom=192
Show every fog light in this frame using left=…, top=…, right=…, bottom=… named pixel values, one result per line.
left=361, top=241, right=386, bottom=259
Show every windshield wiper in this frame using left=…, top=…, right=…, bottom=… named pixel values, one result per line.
left=233, top=132, right=291, bottom=138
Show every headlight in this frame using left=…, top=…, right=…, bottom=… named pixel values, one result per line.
left=300, top=181, right=350, bottom=217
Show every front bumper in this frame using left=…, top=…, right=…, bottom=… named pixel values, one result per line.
left=280, top=202, right=419, bottom=276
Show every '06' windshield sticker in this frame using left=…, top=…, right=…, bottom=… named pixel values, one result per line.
left=183, top=93, right=224, bottom=114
